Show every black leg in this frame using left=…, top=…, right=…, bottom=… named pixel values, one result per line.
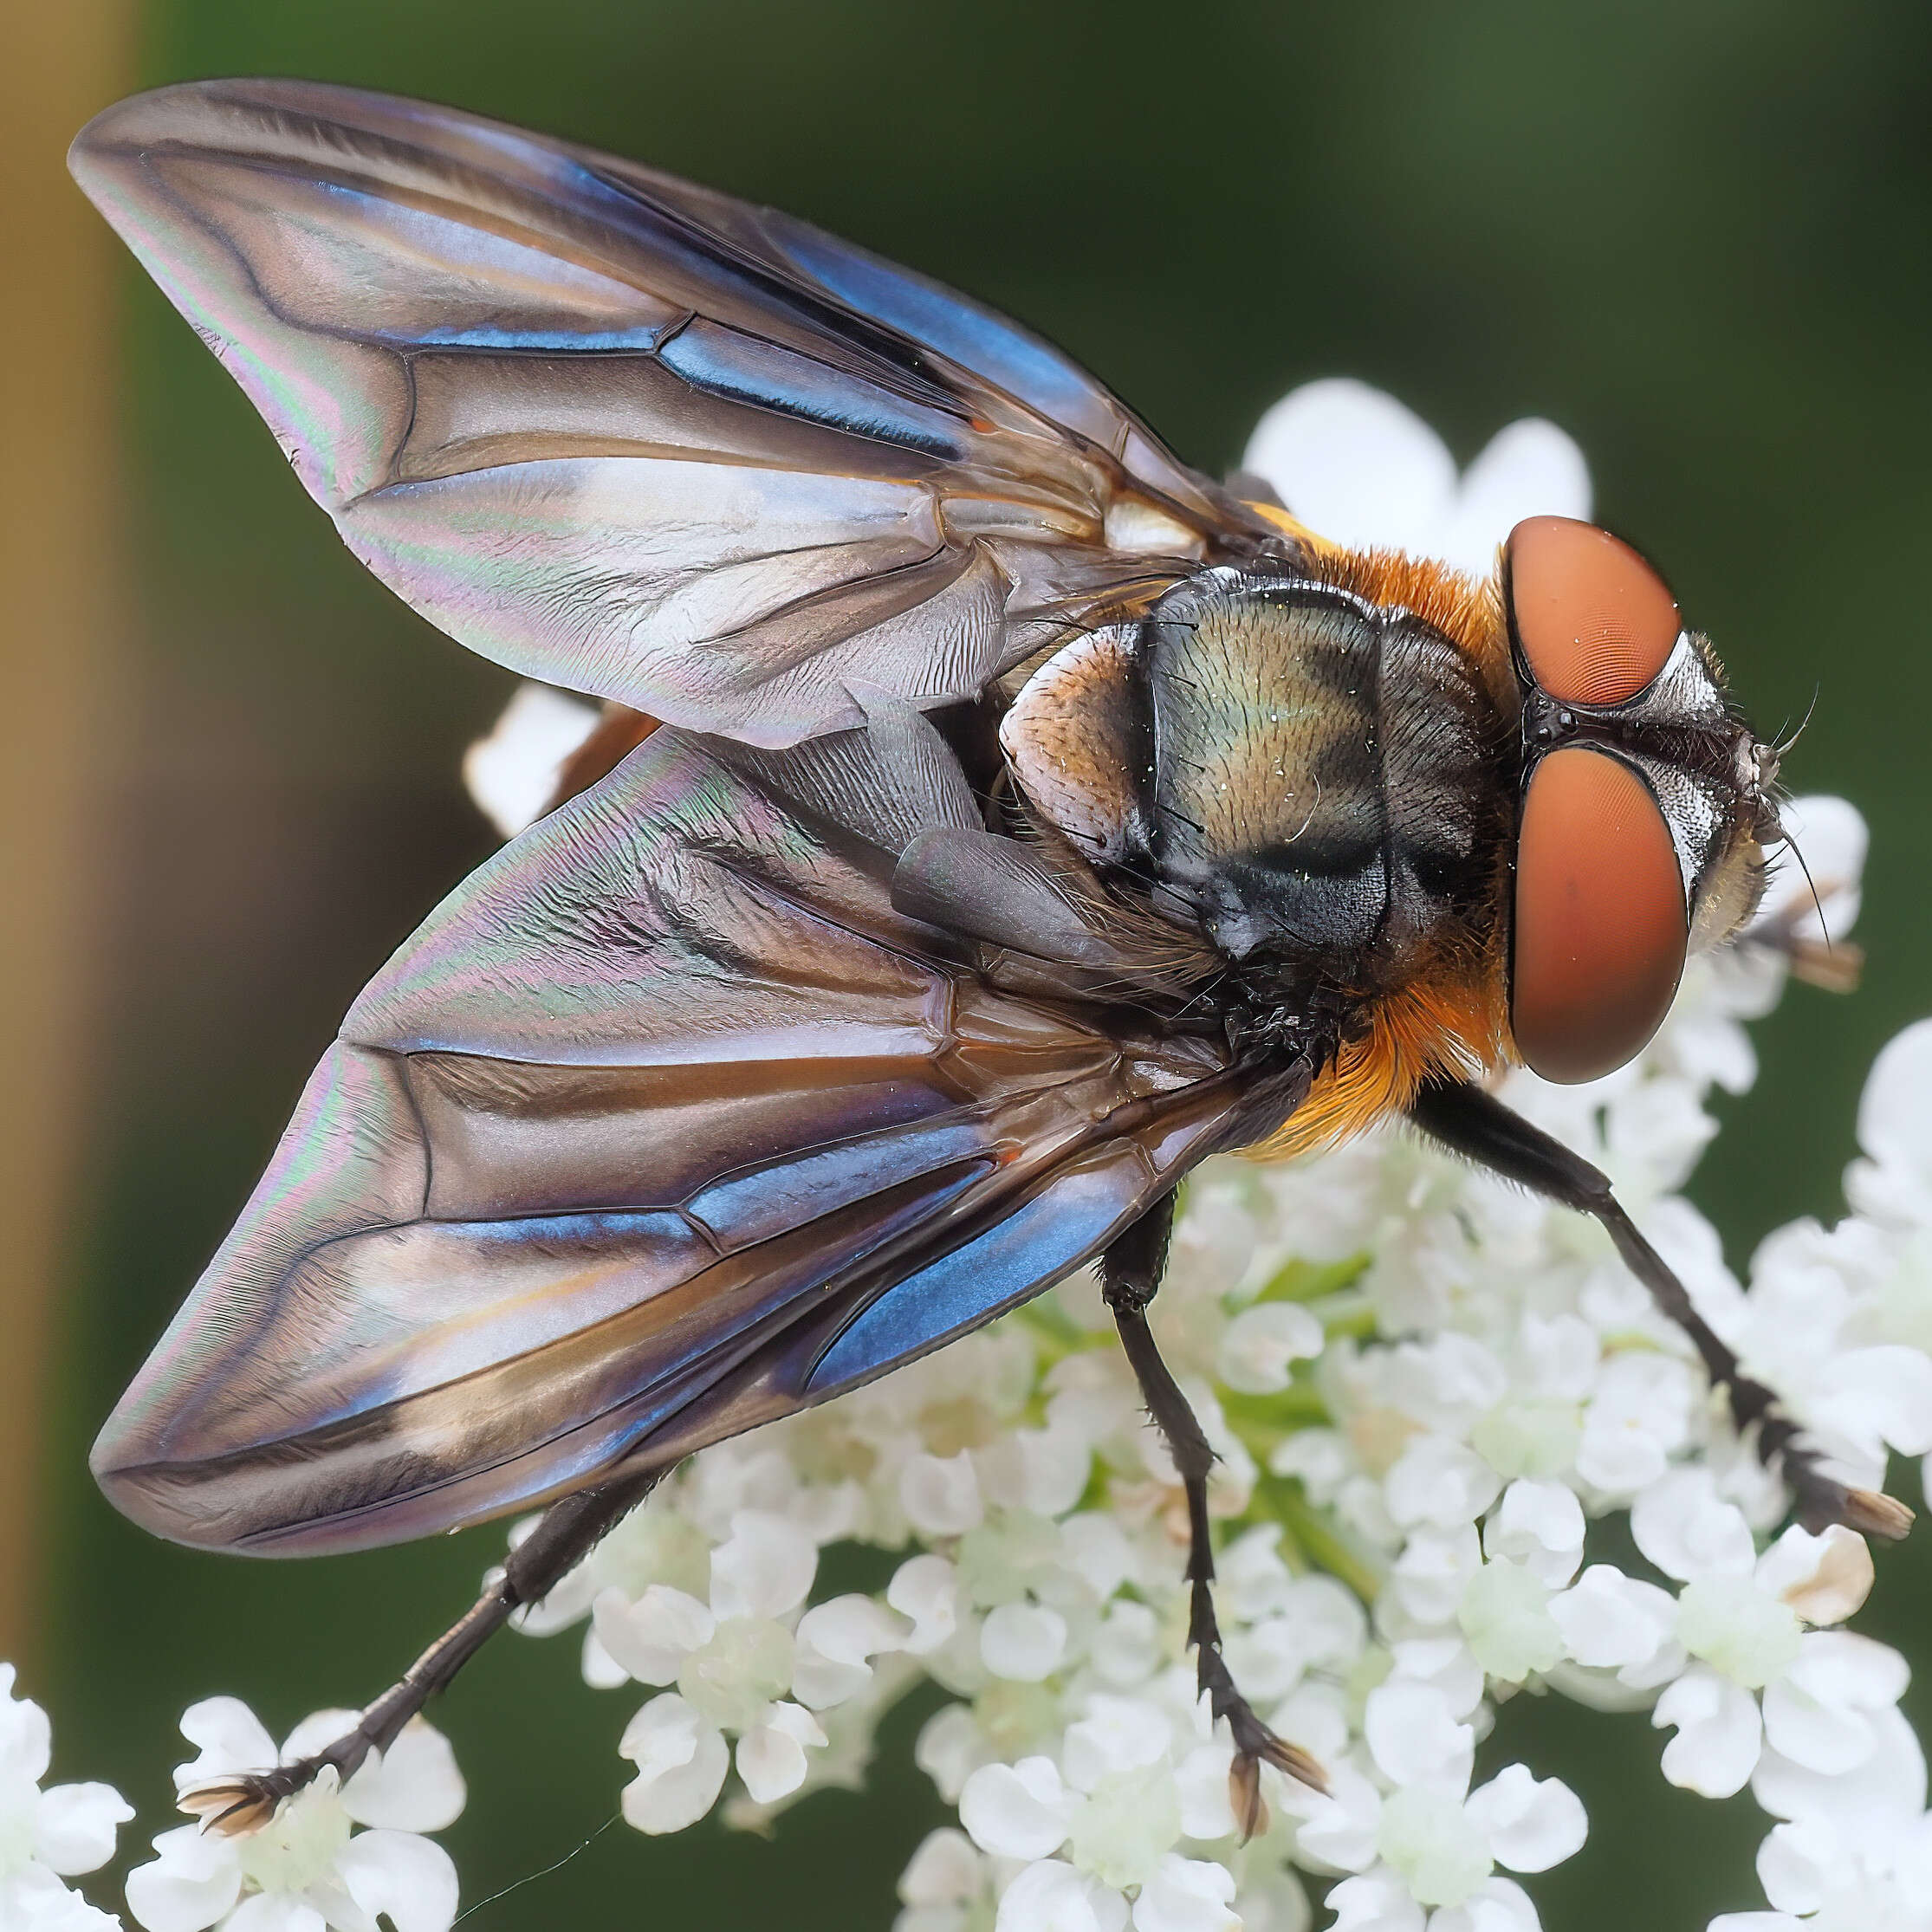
left=1409, top=1077, right=1911, bottom=1541
left=1101, top=1195, right=1326, bottom=1832
left=182, top=1467, right=665, bottom=1834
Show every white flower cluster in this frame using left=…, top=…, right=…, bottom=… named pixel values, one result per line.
left=15, top=384, right=1922, bottom=1932
left=0, top=1664, right=130, bottom=1930
left=125, top=1702, right=465, bottom=1932
left=460, top=383, right=1932, bottom=1932
left=499, top=806, right=1930, bottom=1932
left=0, top=1664, right=468, bottom=1931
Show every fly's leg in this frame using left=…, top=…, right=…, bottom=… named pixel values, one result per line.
left=180, top=1468, right=665, bottom=1834
left=1101, top=1196, right=1326, bottom=1833
left=1409, top=1077, right=1912, bottom=1541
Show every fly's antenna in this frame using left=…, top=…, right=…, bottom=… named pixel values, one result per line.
left=454, top=1812, right=620, bottom=1924
left=1773, top=684, right=1821, bottom=760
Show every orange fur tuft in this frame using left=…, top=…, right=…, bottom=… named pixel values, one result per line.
left=1306, top=548, right=1516, bottom=716
left=1245, top=953, right=1511, bottom=1163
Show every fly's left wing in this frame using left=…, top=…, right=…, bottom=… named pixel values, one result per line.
left=70, top=80, right=1282, bottom=748
left=94, top=729, right=1287, bottom=1557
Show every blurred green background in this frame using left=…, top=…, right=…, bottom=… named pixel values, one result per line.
left=12, top=1, right=1932, bottom=1925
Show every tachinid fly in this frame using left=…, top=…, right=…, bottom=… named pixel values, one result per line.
left=68, top=78, right=1904, bottom=1834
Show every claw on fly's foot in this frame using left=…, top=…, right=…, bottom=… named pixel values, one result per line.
left=178, top=1777, right=281, bottom=1838
left=1843, top=1486, right=1916, bottom=1542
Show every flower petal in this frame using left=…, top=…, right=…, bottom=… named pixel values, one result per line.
left=735, top=1702, right=823, bottom=1805
left=1752, top=1702, right=1927, bottom=1831
left=980, top=1604, right=1067, bottom=1684
left=1241, top=379, right=1455, bottom=555
left=1654, top=1665, right=1762, bottom=1798
left=1437, top=418, right=1591, bottom=574
left=1630, top=1469, right=1755, bottom=1583
left=1754, top=1524, right=1873, bottom=1627
left=617, top=1695, right=729, bottom=1835
left=709, top=1511, right=819, bottom=1622
left=1433, top=1875, right=1545, bottom=1932
left=173, top=1697, right=278, bottom=1795
left=1857, top=1015, right=1932, bottom=1177
left=899, top=1452, right=984, bottom=1537
left=592, top=1584, right=715, bottom=1684
left=224, top=1894, right=327, bottom=1932
left=461, top=681, right=598, bottom=839
left=1463, top=1763, right=1587, bottom=1873
left=0, top=1673, right=52, bottom=1786
left=0, top=1863, right=127, bottom=1932
left=123, top=1824, right=243, bottom=1932
left=279, top=1709, right=360, bottom=1767
left=959, top=1757, right=1072, bottom=1860
left=1216, top=1302, right=1322, bottom=1396
left=1482, top=1480, right=1585, bottom=1589
left=339, top=1718, right=465, bottom=1833
left=1760, top=795, right=1864, bottom=943
left=1131, top=1853, right=1237, bottom=1932
left=887, top=1555, right=960, bottom=1657
left=1062, top=1697, right=1172, bottom=1793
left=1323, top=1866, right=1427, bottom=1932
left=898, top=1826, right=984, bottom=1908
left=31, top=1780, right=133, bottom=1877
left=994, top=1858, right=1127, bottom=1932
left=1364, top=1681, right=1474, bottom=1794
left=792, top=1595, right=911, bottom=1709
left=1549, top=1565, right=1677, bottom=1671
left=1280, top=1764, right=1382, bottom=1876
left=336, top=1828, right=460, bottom=1932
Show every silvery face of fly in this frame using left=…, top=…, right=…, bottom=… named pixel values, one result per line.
left=68, top=77, right=1889, bottom=1835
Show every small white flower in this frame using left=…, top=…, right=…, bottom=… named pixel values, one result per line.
left=994, top=1857, right=1126, bottom=1932
left=0, top=1665, right=131, bottom=1930
left=888, top=1556, right=962, bottom=1656
left=1457, top=1560, right=1563, bottom=1685
left=793, top=1596, right=913, bottom=1708
left=1574, top=1352, right=1697, bottom=1497
left=1481, top=1481, right=1585, bottom=1590
left=1356, top=1683, right=1585, bottom=1912
left=1633, top=1474, right=1899, bottom=1796
left=902, top=1453, right=986, bottom=1537
left=595, top=1509, right=836, bottom=1816
left=1548, top=1566, right=1682, bottom=1686
left=461, top=679, right=598, bottom=837
left=1131, top=1854, right=1237, bottom=1932
left=961, top=1756, right=1074, bottom=1863
left=125, top=1700, right=462, bottom=1932
left=982, top=1604, right=1069, bottom=1684
left=617, top=1695, right=733, bottom=1835
left=1384, top=1438, right=1502, bottom=1533
left=1216, top=1303, right=1323, bottom=1396
left=895, top=1827, right=991, bottom=1932
left=1241, top=379, right=1589, bottom=574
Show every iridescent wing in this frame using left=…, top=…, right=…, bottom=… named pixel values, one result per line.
left=93, top=728, right=1281, bottom=1557
left=69, top=79, right=1280, bottom=748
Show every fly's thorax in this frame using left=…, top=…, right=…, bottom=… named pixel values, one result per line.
left=999, top=567, right=1514, bottom=996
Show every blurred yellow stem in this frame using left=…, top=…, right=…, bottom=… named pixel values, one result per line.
left=0, top=0, right=129, bottom=1668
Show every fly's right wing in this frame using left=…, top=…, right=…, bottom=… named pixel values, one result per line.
left=69, top=80, right=1285, bottom=748
left=94, top=728, right=1294, bottom=1558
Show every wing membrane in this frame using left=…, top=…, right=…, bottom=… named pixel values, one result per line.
left=93, top=732, right=1248, bottom=1554
left=70, top=79, right=1276, bottom=745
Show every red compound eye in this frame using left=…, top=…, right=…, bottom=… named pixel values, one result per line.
left=1511, top=746, right=1688, bottom=1083
left=1507, top=515, right=1682, bottom=707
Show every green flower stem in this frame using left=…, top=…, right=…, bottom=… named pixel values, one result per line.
left=1248, top=1475, right=1385, bottom=1604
